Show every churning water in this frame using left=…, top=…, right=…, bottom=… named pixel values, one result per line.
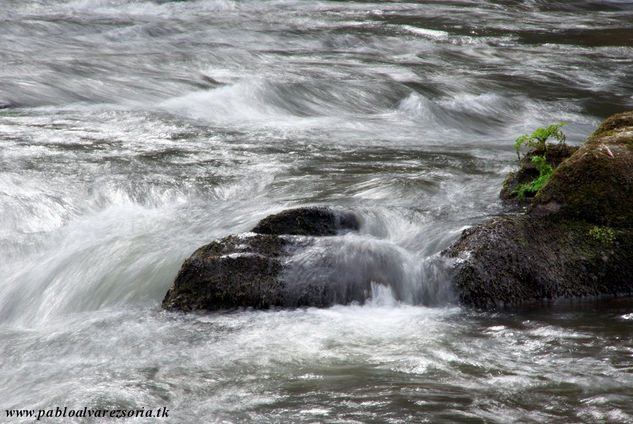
left=1, top=1, right=633, bottom=422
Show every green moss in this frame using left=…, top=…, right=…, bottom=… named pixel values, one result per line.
left=588, top=225, right=615, bottom=246
left=590, top=111, right=633, bottom=138
left=535, top=145, right=633, bottom=227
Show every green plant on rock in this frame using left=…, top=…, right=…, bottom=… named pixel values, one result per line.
left=512, top=153, right=554, bottom=198
left=515, top=122, right=567, bottom=159
left=588, top=225, right=615, bottom=246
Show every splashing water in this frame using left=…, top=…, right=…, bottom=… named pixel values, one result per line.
left=1, top=0, right=633, bottom=422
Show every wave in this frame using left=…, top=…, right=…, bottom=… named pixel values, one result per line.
left=158, top=78, right=408, bottom=130
left=159, top=78, right=575, bottom=141
left=397, top=90, right=593, bottom=142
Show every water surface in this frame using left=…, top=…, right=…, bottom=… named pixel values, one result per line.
left=1, top=0, right=633, bottom=422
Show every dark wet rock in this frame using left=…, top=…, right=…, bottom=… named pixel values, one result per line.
left=251, top=207, right=359, bottom=236
left=163, top=207, right=368, bottom=312
left=446, top=111, right=633, bottom=309
left=445, top=216, right=633, bottom=309
left=162, top=234, right=290, bottom=311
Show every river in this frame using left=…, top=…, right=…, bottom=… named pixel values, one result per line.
left=1, top=1, right=633, bottom=422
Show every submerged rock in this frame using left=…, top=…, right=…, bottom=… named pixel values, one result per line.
left=446, top=111, right=633, bottom=309
left=162, top=207, right=369, bottom=311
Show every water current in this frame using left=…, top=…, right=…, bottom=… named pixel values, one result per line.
left=1, top=1, right=633, bottom=422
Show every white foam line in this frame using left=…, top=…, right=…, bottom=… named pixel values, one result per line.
left=401, top=25, right=449, bottom=40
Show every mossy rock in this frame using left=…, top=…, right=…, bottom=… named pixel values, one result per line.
left=446, top=111, right=633, bottom=309
left=534, top=112, right=633, bottom=227
left=590, top=110, right=633, bottom=140
left=445, top=216, right=633, bottom=309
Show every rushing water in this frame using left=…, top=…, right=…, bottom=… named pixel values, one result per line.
left=2, top=1, right=633, bottom=422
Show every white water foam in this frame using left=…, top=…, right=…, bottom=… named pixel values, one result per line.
left=282, top=233, right=456, bottom=307
left=400, top=25, right=450, bottom=41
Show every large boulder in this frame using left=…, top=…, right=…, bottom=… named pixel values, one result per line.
left=162, top=207, right=368, bottom=311
left=445, top=111, right=633, bottom=309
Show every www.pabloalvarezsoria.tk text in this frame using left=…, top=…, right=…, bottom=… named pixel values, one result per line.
left=6, top=406, right=170, bottom=420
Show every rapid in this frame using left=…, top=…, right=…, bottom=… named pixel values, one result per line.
left=1, top=1, right=633, bottom=422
